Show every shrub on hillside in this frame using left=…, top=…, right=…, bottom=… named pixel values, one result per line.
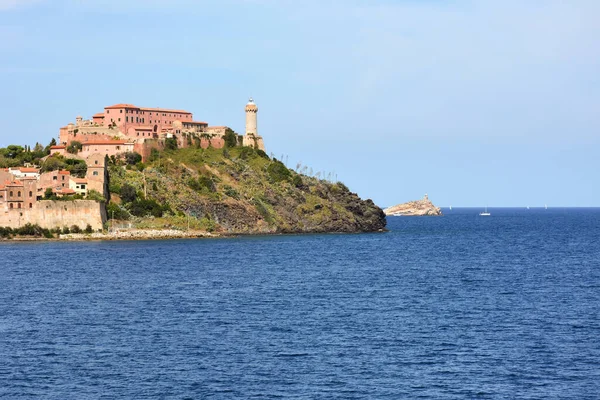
left=267, top=160, right=291, bottom=183
left=120, top=184, right=137, bottom=203
left=123, top=151, right=142, bottom=165
left=165, top=138, right=178, bottom=151
left=107, top=202, right=131, bottom=220
left=223, top=128, right=238, bottom=148
left=128, top=198, right=170, bottom=218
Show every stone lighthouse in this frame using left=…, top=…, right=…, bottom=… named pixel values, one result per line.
left=243, top=98, right=265, bottom=150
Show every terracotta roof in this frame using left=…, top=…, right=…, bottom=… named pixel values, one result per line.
left=73, top=178, right=87, bottom=184
left=6, top=180, right=23, bottom=186
left=58, top=170, right=71, bottom=175
left=184, top=121, right=208, bottom=125
left=14, top=168, right=39, bottom=173
left=105, top=103, right=138, bottom=109
left=50, top=145, right=66, bottom=149
left=139, top=107, right=192, bottom=114
left=54, top=188, right=76, bottom=194
left=83, top=140, right=128, bottom=145
left=104, top=104, right=192, bottom=114
left=93, top=113, right=105, bottom=117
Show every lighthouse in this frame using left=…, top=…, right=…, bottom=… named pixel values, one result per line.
left=245, top=97, right=258, bottom=135
left=243, top=98, right=265, bottom=150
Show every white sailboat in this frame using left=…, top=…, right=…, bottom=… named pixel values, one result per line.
left=479, top=206, right=491, bottom=216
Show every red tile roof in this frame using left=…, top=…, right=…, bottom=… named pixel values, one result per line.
left=73, top=178, right=87, bottom=184
left=104, top=103, right=191, bottom=114
left=15, top=168, right=39, bottom=173
left=50, top=145, right=66, bottom=149
left=58, top=170, right=71, bottom=175
left=54, top=188, right=76, bottom=194
left=93, top=113, right=105, bottom=117
left=105, top=103, right=137, bottom=109
left=140, top=107, right=192, bottom=114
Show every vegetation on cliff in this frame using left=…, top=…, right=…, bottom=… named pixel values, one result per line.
left=105, top=146, right=386, bottom=234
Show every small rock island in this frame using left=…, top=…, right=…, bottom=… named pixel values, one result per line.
left=384, top=194, right=442, bottom=216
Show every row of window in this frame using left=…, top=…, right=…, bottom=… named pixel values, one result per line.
left=4, top=191, right=34, bottom=198
left=107, top=109, right=188, bottom=118
left=8, top=203, right=33, bottom=209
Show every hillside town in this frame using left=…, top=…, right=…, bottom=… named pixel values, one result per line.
left=0, top=99, right=265, bottom=231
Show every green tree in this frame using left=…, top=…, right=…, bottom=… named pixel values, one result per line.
left=223, top=128, right=238, bottom=148
left=120, top=184, right=137, bottom=203
left=123, top=151, right=142, bottom=165
left=66, top=141, right=83, bottom=154
left=165, top=137, right=178, bottom=151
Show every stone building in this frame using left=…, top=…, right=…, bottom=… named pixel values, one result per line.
left=57, top=99, right=266, bottom=161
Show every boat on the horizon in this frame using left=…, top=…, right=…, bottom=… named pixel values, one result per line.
left=479, top=206, right=491, bottom=216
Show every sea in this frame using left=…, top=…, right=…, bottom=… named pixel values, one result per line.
left=1, top=208, right=599, bottom=399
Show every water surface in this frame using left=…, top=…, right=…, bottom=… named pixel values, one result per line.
left=1, top=208, right=599, bottom=398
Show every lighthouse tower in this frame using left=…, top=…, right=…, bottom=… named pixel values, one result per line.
left=243, top=98, right=265, bottom=150
left=245, top=97, right=258, bottom=135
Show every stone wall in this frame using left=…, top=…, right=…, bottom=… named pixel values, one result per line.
left=0, top=200, right=106, bottom=230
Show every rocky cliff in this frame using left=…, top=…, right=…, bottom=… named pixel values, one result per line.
left=107, top=146, right=386, bottom=234
left=384, top=195, right=442, bottom=216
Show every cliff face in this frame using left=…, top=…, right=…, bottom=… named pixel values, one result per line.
left=108, top=147, right=386, bottom=234
left=384, top=195, right=442, bottom=216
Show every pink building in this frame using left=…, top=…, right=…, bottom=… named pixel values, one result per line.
left=78, top=140, right=135, bottom=159
left=102, top=103, right=195, bottom=137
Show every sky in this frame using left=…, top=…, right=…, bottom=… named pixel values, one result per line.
left=1, top=0, right=599, bottom=207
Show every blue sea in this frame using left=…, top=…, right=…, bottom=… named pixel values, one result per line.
left=1, top=208, right=599, bottom=399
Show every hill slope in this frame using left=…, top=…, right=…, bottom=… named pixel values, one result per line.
left=107, top=147, right=386, bottom=234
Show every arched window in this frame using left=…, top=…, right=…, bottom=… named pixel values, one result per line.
left=29, top=191, right=32, bottom=197
left=29, top=203, right=33, bottom=209
left=17, top=191, right=21, bottom=197
left=17, top=203, right=21, bottom=209
left=9, top=191, right=13, bottom=197
left=9, top=203, right=13, bottom=209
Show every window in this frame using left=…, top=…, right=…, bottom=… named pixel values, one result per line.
left=95, top=160, right=98, bottom=165
left=107, top=110, right=110, bottom=114
left=17, top=191, right=21, bottom=197
left=9, top=191, right=13, bottom=196
left=81, top=185, right=86, bottom=189
left=120, top=110, right=123, bottom=113
left=116, top=146, right=120, bottom=150
left=62, top=176, right=65, bottom=181
left=9, top=203, right=13, bottom=209
left=93, top=171, right=99, bottom=176
left=137, top=132, right=140, bottom=136
left=29, top=191, right=32, bottom=197
left=118, top=118, right=121, bottom=122
left=53, top=176, right=57, bottom=180
left=126, top=116, right=129, bottom=123
left=18, top=203, right=21, bottom=209
left=29, top=203, right=32, bottom=209
left=62, top=183, right=65, bottom=187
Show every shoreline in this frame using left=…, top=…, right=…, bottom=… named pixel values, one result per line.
left=1, top=227, right=387, bottom=243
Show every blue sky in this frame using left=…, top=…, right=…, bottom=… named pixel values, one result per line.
left=1, top=0, right=599, bottom=207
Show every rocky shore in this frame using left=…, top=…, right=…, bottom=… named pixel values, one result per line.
left=384, top=194, right=442, bottom=216
left=59, top=229, right=217, bottom=241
